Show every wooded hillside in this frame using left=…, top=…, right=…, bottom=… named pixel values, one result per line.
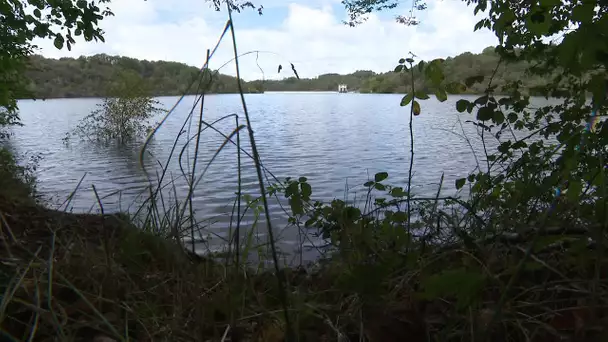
left=23, top=47, right=547, bottom=98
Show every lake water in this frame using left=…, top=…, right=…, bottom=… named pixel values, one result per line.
left=11, top=92, right=502, bottom=263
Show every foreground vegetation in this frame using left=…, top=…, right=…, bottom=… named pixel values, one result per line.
left=2, top=0, right=608, bottom=341
left=2, top=161, right=607, bottom=341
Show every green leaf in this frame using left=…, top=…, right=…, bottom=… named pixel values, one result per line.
left=406, top=58, right=414, bottom=64
left=300, top=182, right=312, bottom=199
left=456, top=100, right=469, bottom=113
left=414, top=91, right=429, bottom=100
left=474, top=95, right=488, bottom=105
left=53, top=34, right=64, bottom=50
left=507, top=112, right=518, bottom=123
left=374, top=183, right=386, bottom=191
left=374, top=172, right=389, bottom=182
left=392, top=212, right=407, bottom=223
left=497, top=141, right=511, bottom=153
left=528, top=10, right=552, bottom=36
left=589, top=74, right=608, bottom=103
left=398, top=58, right=405, bottom=64
left=419, top=268, right=485, bottom=309
left=455, top=178, right=466, bottom=190
left=298, top=177, right=308, bottom=183
left=567, top=180, right=582, bottom=203
left=345, top=207, right=362, bottom=220
left=572, top=3, right=595, bottom=23
left=364, top=181, right=374, bottom=187
left=400, top=93, right=413, bottom=107
left=413, top=101, right=421, bottom=116
left=289, top=195, right=304, bottom=216
left=285, top=181, right=299, bottom=198
left=77, top=0, right=88, bottom=8
left=477, top=106, right=493, bottom=121
left=425, top=62, right=444, bottom=85
left=493, top=111, right=505, bottom=124
left=394, top=65, right=404, bottom=73
left=434, top=88, right=447, bottom=102
left=34, top=9, right=41, bottom=18
left=390, top=187, right=406, bottom=197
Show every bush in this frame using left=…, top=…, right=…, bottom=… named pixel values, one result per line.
left=65, top=71, right=165, bottom=144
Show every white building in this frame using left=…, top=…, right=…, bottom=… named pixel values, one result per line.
left=338, top=84, right=348, bottom=93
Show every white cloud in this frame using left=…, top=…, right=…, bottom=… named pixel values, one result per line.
left=33, top=0, right=498, bottom=80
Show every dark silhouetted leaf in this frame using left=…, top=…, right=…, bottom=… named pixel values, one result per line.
left=493, top=111, right=505, bottom=124
left=375, top=172, right=388, bottom=182
left=393, top=211, right=407, bottom=223
left=289, top=195, right=304, bottom=215
left=456, top=99, right=469, bottom=113
left=477, top=106, right=493, bottom=121
left=53, top=34, right=64, bottom=49
left=374, top=183, right=386, bottom=191
left=455, top=178, right=466, bottom=189
left=300, top=182, right=312, bottom=199
left=474, top=95, right=488, bottom=105
left=390, top=187, right=406, bottom=197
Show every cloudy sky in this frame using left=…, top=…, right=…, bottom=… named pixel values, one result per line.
left=33, top=0, right=498, bottom=80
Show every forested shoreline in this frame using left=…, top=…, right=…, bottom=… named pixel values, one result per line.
left=23, top=46, right=547, bottom=99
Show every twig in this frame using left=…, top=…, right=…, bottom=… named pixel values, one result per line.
left=188, top=49, right=211, bottom=254
left=406, top=58, right=415, bottom=238
left=225, top=8, right=293, bottom=341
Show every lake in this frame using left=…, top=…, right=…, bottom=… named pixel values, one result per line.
left=11, top=92, right=501, bottom=264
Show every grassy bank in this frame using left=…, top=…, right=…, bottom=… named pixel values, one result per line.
left=1, top=152, right=607, bottom=341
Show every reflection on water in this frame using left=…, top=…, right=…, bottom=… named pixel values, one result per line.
left=13, top=93, right=522, bottom=262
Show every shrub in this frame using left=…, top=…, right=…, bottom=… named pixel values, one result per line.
left=65, top=71, right=164, bottom=144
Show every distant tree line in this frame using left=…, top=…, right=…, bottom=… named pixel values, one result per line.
left=23, top=54, right=264, bottom=99
left=266, top=47, right=550, bottom=94
left=23, top=47, right=550, bottom=99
